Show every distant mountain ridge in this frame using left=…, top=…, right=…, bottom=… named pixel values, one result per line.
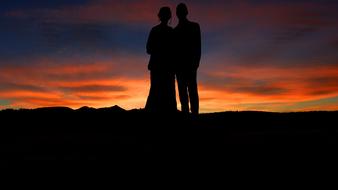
left=77, top=105, right=126, bottom=112
left=2, top=104, right=338, bottom=113
left=0, top=105, right=126, bottom=113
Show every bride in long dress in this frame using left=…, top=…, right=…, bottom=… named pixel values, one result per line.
left=145, top=7, right=177, bottom=113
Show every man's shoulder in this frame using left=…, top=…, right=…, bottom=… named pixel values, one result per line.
left=189, top=21, right=200, bottom=27
left=186, top=21, right=200, bottom=32
left=174, top=20, right=200, bottom=30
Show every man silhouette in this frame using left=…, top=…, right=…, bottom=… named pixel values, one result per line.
left=174, top=3, right=201, bottom=115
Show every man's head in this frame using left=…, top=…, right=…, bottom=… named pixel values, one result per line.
left=176, top=3, right=188, bottom=20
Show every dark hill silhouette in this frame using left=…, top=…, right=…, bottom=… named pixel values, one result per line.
left=34, top=106, right=74, bottom=112
left=0, top=106, right=336, bottom=167
left=76, top=105, right=126, bottom=113
left=97, top=105, right=126, bottom=112
left=77, top=106, right=96, bottom=112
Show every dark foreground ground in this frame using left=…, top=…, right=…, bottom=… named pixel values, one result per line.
left=0, top=106, right=337, bottom=168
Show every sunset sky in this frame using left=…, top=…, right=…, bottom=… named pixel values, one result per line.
left=1, top=0, right=338, bottom=112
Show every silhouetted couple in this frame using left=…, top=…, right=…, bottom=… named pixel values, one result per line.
left=145, top=3, right=201, bottom=115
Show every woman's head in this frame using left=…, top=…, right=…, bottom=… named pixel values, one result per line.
left=158, top=7, right=171, bottom=23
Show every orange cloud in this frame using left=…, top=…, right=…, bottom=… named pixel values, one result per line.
left=299, top=104, right=338, bottom=112
left=199, top=64, right=338, bottom=112
left=0, top=54, right=150, bottom=110
left=1, top=56, right=338, bottom=112
left=0, top=90, right=61, bottom=99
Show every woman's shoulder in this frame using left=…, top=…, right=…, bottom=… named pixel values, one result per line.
left=150, top=25, right=158, bottom=31
left=150, top=25, right=161, bottom=34
left=153, top=24, right=173, bottom=30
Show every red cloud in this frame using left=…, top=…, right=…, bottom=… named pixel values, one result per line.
left=1, top=58, right=338, bottom=112
left=4, top=0, right=170, bottom=24
left=5, top=0, right=337, bottom=33
left=199, top=63, right=338, bottom=112
left=190, top=1, right=338, bottom=29
left=4, top=0, right=337, bottom=40
left=0, top=55, right=150, bottom=110
left=1, top=54, right=338, bottom=112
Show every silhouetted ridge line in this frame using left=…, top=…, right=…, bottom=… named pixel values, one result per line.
left=76, top=105, right=126, bottom=112
left=98, top=105, right=126, bottom=112
left=77, top=106, right=96, bottom=111
left=34, top=106, right=74, bottom=112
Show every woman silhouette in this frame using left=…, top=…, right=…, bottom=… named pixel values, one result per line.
left=145, top=7, right=177, bottom=113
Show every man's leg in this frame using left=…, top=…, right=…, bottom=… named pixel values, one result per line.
left=188, top=70, right=199, bottom=115
left=177, top=72, right=189, bottom=113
